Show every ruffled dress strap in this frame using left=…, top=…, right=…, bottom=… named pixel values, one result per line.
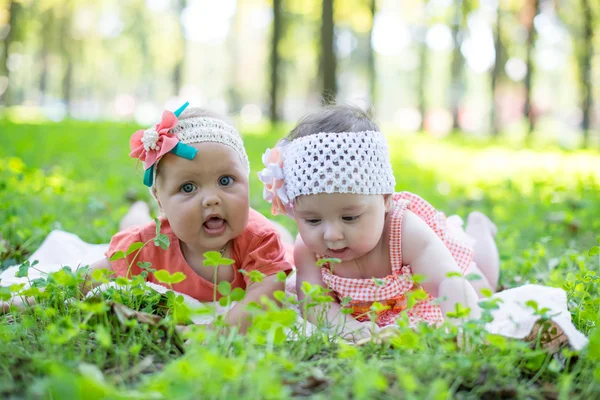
left=393, top=192, right=474, bottom=274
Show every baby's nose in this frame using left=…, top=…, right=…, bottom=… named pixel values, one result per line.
left=202, top=193, right=221, bottom=208
left=323, top=224, right=344, bottom=241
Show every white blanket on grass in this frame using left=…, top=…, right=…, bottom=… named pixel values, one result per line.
left=0, top=230, right=588, bottom=350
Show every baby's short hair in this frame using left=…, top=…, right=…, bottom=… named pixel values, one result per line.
left=286, top=104, right=379, bottom=141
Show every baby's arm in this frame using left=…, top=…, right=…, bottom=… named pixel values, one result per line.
left=401, top=210, right=481, bottom=322
left=295, top=236, right=373, bottom=340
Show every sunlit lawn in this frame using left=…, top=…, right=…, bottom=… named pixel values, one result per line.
left=0, top=119, right=598, bottom=398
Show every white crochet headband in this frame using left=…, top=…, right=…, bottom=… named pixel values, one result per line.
left=258, top=130, right=396, bottom=216
left=150, top=117, right=250, bottom=188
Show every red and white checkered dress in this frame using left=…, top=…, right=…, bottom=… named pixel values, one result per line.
left=320, top=192, right=475, bottom=327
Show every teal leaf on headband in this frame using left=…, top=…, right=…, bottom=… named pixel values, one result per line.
left=174, top=101, right=190, bottom=117
left=143, top=165, right=154, bottom=187
left=170, top=142, right=197, bottom=160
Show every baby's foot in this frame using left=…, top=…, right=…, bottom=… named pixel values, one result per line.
left=466, top=211, right=497, bottom=237
left=119, top=201, right=153, bottom=230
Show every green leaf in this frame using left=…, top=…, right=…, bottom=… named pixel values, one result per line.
left=276, top=271, right=287, bottom=282
left=219, top=296, right=231, bottom=307
left=96, top=325, right=112, bottom=349
left=465, top=273, right=482, bottom=281
left=153, top=234, right=170, bottom=250
left=589, top=246, right=600, bottom=256
left=485, top=333, right=507, bottom=349
left=316, top=257, right=341, bottom=267
left=170, top=272, right=186, bottom=284
left=154, top=270, right=172, bottom=284
left=16, top=262, right=30, bottom=278
left=230, top=287, right=246, bottom=302
left=109, top=251, right=126, bottom=261
left=217, top=281, right=231, bottom=296
left=203, top=251, right=234, bottom=267
left=411, top=274, right=426, bottom=284
left=480, top=288, right=493, bottom=298
left=248, top=270, right=266, bottom=283
left=445, top=271, right=462, bottom=278
left=137, top=261, right=155, bottom=272
left=273, top=290, right=286, bottom=303
left=155, top=218, right=162, bottom=237
left=91, top=268, right=109, bottom=283
left=125, top=241, right=144, bottom=256
left=525, top=300, right=539, bottom=312
left=115, top=277, right=130, bottom=286
left=0, top=287, right=11, bottom=301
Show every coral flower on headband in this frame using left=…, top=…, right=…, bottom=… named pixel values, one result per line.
left=129, top=110, right=180, bottom=170
left=258, top=145, right=293, bottom=216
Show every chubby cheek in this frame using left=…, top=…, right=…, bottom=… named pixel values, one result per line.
left=352, top=221, right=384, bottom=252
left=226, top=190, right=250, bottom=234
left=297, top=224, right=324, bottom=253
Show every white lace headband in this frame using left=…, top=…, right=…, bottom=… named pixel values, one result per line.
left=170, top=117, right=249, bottom=173
left=258, top=131, right=396, bottom=216
left=149, top=117, right=250, bottom=189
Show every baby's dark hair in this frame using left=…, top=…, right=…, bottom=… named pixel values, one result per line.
left=286, top=104, right=379, bottom=140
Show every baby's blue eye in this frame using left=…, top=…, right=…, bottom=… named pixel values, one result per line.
left=342, top=215, right=359, bottom=222
left=219, top=176, right=234, bottom=186
left=181, top=183, right=196, bottom=193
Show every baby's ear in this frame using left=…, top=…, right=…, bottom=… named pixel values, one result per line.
left=384, top=194, right=393, bottom=212
left=151, top=187, right=164, bottom=213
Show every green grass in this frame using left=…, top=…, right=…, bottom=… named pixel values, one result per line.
left=0, top=119, right=599, bottom=398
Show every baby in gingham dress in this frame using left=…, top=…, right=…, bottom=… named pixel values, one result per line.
left=259, top=105, right=500, bottom=339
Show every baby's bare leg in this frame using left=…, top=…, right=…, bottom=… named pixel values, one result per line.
left=119, top=201, right=153, bottom=231
left=465, top=211, right=500, bottom=293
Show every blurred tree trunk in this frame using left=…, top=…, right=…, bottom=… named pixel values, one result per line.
left=523, top=0, right=539, bottom=140
left=418, top=37, right=428, bottom=131
left=227, top=5, right=242, bottom=113
left=367, top=0, right=376, bottom=106
left=579, top=0, right=593, bottom=147
left=321, top=0, right=336, bottom=104
left=172, top=0, right=187, bottom=96
left=490, top=7, right=504, bottom=136
left=39, top=8, right=55, bottom=102
left=59, top=3, right=73, bottom=116
left=270, top=0, right=282, bottom=123
left=449, top=0, right=465, bottom=132
left=1, top=0, right=21, bottom=106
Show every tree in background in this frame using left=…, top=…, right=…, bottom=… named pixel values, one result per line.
left=448, top=0, right=471, bottom=132
left=172, top=0, right=187, bottom=97
left=417, top=1, right=429, bottom=131
left=577, top=0, right=596, bottom=147
left=523, top=0, right=539, bottom=139
left=490, top=3, right=507, bottom=136
left=367, top=0, right=376, bottom=106
left=321, top=0, right=336, bottom=103
left=1, top=0, right=23, bottom=106
left=270, top=0, right=283, bottom=123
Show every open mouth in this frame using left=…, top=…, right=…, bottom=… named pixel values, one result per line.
left=328, top=247, right=349, bottom=258
left=203, top=216, right=227, bottom=236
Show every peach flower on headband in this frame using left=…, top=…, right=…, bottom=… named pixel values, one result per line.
left=258, top=146, right=293, bottom=216
left=129, top=110, right=180, bottom=170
